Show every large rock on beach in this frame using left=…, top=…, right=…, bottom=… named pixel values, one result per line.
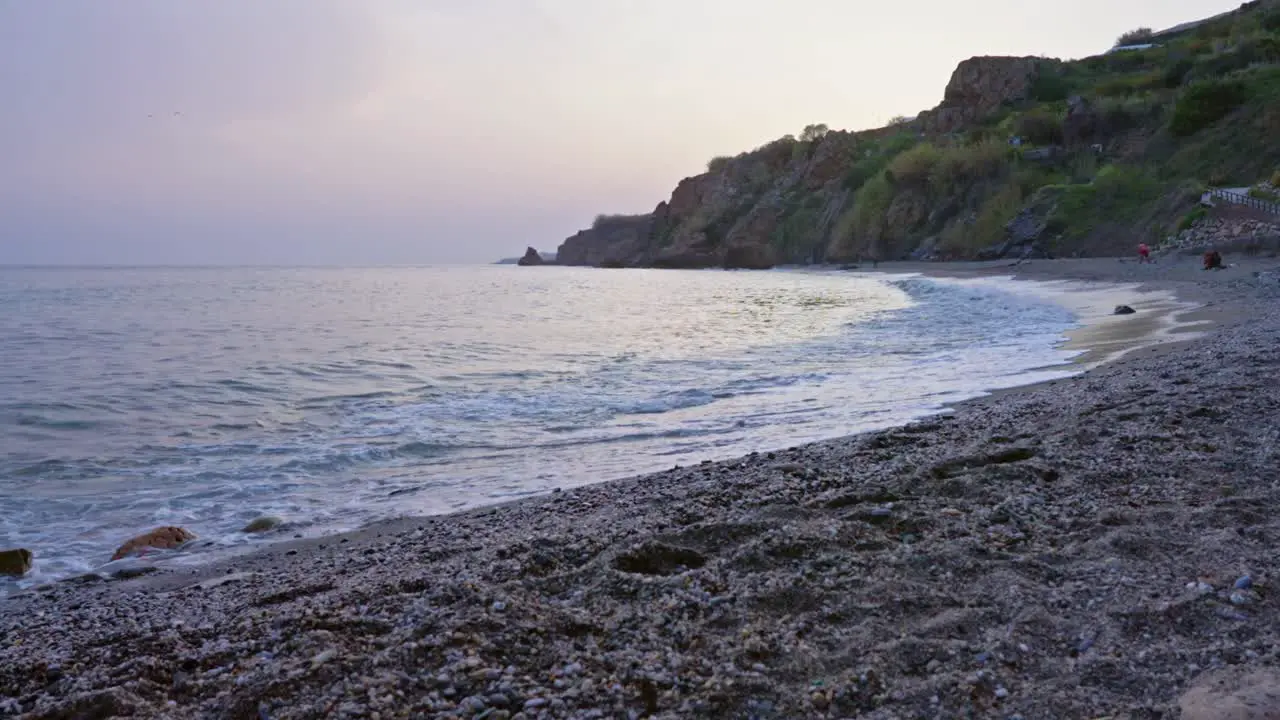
left=1180, top=667, right=1280, bottom=719
left=0, top=548, right=32, bottom=576
left=1114, top=304, right=1136, bottom=315
left=110, top=526, right=196, bottom=561
left=242, top=516, right=284, bottom=534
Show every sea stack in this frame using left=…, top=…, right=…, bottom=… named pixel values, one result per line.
left=516, top=247, right=545, bottom=266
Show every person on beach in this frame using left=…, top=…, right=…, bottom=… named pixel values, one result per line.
left=1203, top=249, right=1224, bottom=270
left=1137, top=242, right=1151, bottom=263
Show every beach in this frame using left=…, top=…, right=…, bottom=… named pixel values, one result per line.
left=4, top=253, right=1280, bottom=719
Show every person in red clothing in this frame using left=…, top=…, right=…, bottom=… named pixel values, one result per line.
left=1137, top=243, right=1151, bottom=263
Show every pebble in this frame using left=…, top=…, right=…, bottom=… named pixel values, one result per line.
left=1188, top=581, right=1214, bottom=595
left=311, top=649, right=336, bottom=669
left=1234, top=575, right=1254, bottom=590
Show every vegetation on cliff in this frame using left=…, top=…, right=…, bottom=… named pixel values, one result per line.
left=556, top=0, right=1280, bottom=268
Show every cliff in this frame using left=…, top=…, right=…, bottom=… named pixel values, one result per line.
left=554, top=0, right=1280, bottom=267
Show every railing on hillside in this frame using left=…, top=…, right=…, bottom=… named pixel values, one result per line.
left=1208, top=187, right=1280, bottom=216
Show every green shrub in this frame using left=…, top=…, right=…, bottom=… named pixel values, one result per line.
left=1177, top=206, right=1208, bottom=231
left=592, top=213, right=649, bottom=230
left=1249, top=186, right=1280, bottom=202
left=1030, top=66, right=1072, bottom=102
left=1069, top=152, right=1099, bottom=184
left=1170, top=79, right=1248, bottom=136
left=799, top=123, right=830, bottom=142
left=883, top=132, right=919, bottom=156
left=938, top=184, right=1027, bottom=254
left=841, top=134, right=918, bottom=192
left=1116, top=28, right=1155, bottom=47
left=1047, top=166, right=1162, bottom=237
left=930, top=141, right=1010, bottom=192
left=1164, top=58, right=1196, bottom=87
left=1099, top=94, right=1166, bottom=132
left=887, top=143, right=942, bottom=187
left=842, top=160, right=881, bottom=192
left=1259, top=36, right=1280, bottom=62
left=706, top=156, right=732, bottom=173
left=849, top=173, right=895, bottom=241
left=1262, top=9, right=1280, bottom=32
left=1015, top=109, right=1064, bottom=145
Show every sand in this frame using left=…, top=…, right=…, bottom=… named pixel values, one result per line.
left=3, top=253, right=1280, bottom=719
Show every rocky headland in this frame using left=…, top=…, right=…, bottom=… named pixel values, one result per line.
left=540, top=1, right=1280, bottom=270
left=4, top=255, right=1280, bottom=719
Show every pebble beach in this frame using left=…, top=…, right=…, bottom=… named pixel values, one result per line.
left=4, top=254, right=1280, bottom=719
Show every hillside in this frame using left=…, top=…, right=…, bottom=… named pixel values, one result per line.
left=550, top=0, right=1280, bottom=268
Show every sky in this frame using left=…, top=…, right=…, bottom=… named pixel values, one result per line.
left=0, top=0, right=1245, bottom=265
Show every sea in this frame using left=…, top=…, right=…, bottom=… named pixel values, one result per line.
left=1, top=264, right=1114, bottom=590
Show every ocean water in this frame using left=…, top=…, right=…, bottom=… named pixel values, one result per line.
left=1, top=265, right=1088, bottom=588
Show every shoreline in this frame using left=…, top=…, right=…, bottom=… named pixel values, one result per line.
left=2, top=263, right=1195, bottom=592
left=4, top=254, right=1280, bottom=718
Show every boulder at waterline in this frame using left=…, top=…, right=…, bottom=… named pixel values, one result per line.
left=242, top=516, right=284, bottom=534
left=1114, top=305, right=1136, bottom=315
left=0, top=548, right=32, bottom=577
left=111, top=526, right=197, bottom=561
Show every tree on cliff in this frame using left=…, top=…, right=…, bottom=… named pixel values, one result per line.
left=800, top=124, right=830, bottom=142
left=1115, top=27, right=1154, bottom=47
left=707, top=156, right=733, bottom=173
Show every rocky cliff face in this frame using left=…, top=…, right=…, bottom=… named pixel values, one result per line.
left=917, top=56, right=1047, bottom=135
left=557, top=214, right=655, bottom=267
left=556, top=132, right=865, bottom=269
left=552, top=0, right=1280, bottom=268
left=553, top=56, right=1047, bottom=269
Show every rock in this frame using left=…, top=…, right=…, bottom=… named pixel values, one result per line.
left=722, top=242, right=777, bottom=270
left=917, top=56, right=1045, bottom=134
left=311, top=649, right=337, bottom=669
left=516, top=247, right=545, bottom=266
left=1179, top=667, right=1280, bottom=719
left=111, top=526, right=197, bottom=561
left=556, top=213, right=655, bottom=267
left=979, top=188, right=1058, bottom=260
left=1114, top=305, right=1136, bottom=315
left=1062, top=95, right=1100, bottom=147
left=242, top=516, right=284, bottom=534
left=1230, top=591, right=1255, bottom=606
left=0, top=548, right=32, bottom=576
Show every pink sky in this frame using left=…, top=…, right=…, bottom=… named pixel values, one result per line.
left=0, top=0, right=1244, bottom=264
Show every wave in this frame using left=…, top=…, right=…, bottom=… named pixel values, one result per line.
left=11, top=415, right=101, bottom=431
left=212, top=379, right=281, bottom=395
left=611, top=388, right=718, bottom=415
left=300, top=390, right=398, bottom=405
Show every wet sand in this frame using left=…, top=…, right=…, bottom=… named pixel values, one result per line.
left=3, top=253, right=1280, bottom=719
